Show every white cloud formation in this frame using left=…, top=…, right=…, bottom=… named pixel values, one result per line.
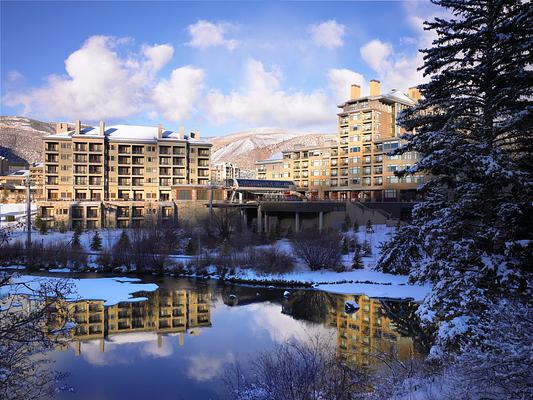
left=186, top=352, right=235, bottom=382
left=360, top=38, right=424, bottom=92
left=187, top=20, right=238, bottom=51
left=308, top=20, right=346, bottom=49
left=151, top=66, right=205, bottom=121
left=327, top=68, right=366, bottom=103
left=204, top=58, right=332, bottom=129
left=2, top=36, right=206, bottom=123
left=360, top=40, right=392, bottom=71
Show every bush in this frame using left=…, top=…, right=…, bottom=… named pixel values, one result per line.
left=293, top=230, right=343, bottom=270
left=241, top=246, right=295, bottom=275
left=224, top=334, right=368, bottom=400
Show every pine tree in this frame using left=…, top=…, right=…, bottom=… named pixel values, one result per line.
left=365, top=220, right=374, bottom=234
left=57, top=221, right=67, bottom=233
left=342, top=214, right=352, bottom=232
left=352, top=241, right=364, bottom=270
left=71, top=230, right=81, bottom=249
left=90, top=231, right=102, bottom=251
left=362, top=240, right=372, bottom=257
left=34, top=215, right=47, bottom=235
left=116, top=229, right=131, bottom=251
left=377, top=0, right=532, bottom=353
left=341, top=237, right=349, bottom=255
left=184, top=238, right=196, bottom=255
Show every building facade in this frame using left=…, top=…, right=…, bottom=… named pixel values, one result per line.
left=211, top=161, right=240, bottom=184
left=43, top=121, right=211, bottom=202
left=255, top=81, right=424, bottom=202
left=39, top=121, right=212, bottom=229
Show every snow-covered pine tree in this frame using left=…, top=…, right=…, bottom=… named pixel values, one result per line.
left=377, top=0, right=532, bottom=354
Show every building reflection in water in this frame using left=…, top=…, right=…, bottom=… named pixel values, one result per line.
left=282, top=292, right=417, bottom=367
left=51, top=287, right=212, bottom=356
left=46, top=285, right=420, bottom=366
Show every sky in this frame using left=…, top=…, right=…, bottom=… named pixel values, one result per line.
left=0, top=1, right=441, bottom=136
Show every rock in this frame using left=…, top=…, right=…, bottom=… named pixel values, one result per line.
left=283, top=291, right=290, bottom=298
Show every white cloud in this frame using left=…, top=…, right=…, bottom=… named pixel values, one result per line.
left=308, top=20, right=346, bottom=49
left=187, top=20, right=238, bottom=51
left=2, top=36, right=207, bottom=122
left=327, top=68, right=366, bottom=103
left=360, top=40, right=392, bottom=71
left=204, top=58, right=332, bottom=129
left=186, top=352, right=235, bottom=382
left=360, top=38, right=424, bottom=92
left=151, top=66, right=205, bottom=121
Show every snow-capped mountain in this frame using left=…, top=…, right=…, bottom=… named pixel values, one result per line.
left=0, top=116, right=55, bottom=164
left=209, top=128, right=336, bottom=174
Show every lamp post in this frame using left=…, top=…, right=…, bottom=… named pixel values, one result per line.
left=25, top=174, right=31, bottom=250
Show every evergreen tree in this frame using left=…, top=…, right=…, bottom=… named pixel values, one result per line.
left=116, top=229, right=131, bottom=251
left=90, top=231, right=102, bottom=251
left=377, top=0, right=532, bottom=353
left=184, top=238, right=196, bottom=255
left=361, top=240, right=372, bottom=257
left=71, top=230, right=81, bottom=249
left=34, top=215, right=47, bottom=235
left=341, top=237, right=349, bottom=255
left=57, top=221, right=67, bottom=233
left=352, top=241, right=364, bottom=269
left=365, top=220, right=374, bottom=234
left=352, top=220, right=359, bottom=234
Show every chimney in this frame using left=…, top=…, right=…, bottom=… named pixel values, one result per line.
left=99, top=121, right=105, bottom=136
left=189, top=131, right=196, bottom=139
left=75, top=119, right=81, bottom=134
left=158, top=124, right=163, bottom=138
left=56, top=122, right=69, bottom=134
left=408, top=86, right=421, bottom=102
left=179, top=126, right=185, bottom=139
left=350, top=84, right=361, bottom=100
left=369, top=80, right=381, bottom=96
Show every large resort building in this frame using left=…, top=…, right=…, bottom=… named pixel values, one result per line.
left=39, top=121, right=213, bottom=229
left=256, top=80, right=424, bottom=202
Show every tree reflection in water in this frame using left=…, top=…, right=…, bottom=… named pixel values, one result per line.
left=0, top=275, right=73, bottom=400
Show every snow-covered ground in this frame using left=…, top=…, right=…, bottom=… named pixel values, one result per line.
left=9, top=228, right=123, bottom=249
left=1, top=275, right=158, bottom=305
left=2, top=224, right=430, bottom=301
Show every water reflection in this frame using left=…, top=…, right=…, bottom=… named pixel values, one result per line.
left=51, top=286, right=212, bottom=355
left=47, top=284, right=422, bottom=368
left=283, top=292, right=418, bottom=367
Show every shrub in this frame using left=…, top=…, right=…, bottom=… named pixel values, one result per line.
left=293, top=230, right=343, bottom=270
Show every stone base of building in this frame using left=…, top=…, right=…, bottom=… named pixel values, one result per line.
left=37, top=200, right=213, bottom=230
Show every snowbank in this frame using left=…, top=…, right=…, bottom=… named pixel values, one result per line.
left=1, top=275, right=158, bottom=305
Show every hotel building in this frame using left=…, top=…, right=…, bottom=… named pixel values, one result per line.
left=256, top=81, right=424, bottom=202
left=39, top=121, right=212, bottom=229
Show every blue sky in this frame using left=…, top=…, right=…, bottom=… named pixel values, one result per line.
left=1, top=1, right=440, bottom=136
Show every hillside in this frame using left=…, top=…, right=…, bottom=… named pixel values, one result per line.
left=0, top=117, right=336, bottom=176
left=0, top=116, right=55, bottom=164
left=209, top=128, right=336, bottom=175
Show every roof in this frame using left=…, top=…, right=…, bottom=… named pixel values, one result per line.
left=255, top=152, right=284, bottom=164
left=45, top=124, right=211, bottom=145
left=338, top=89, right=416, bottom=109
left=232, top=178, right=295, bottom=190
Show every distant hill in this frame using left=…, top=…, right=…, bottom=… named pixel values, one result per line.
left=0, top=117, right=336, bottom=176
left=0, top=116, right=55, bottom=164
left=209, top=128, right=336, bottom=176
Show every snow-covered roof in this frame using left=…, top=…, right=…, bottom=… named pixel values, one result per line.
left=383, top=89, right=416, bottom=106
left=257, top=152, right=284, bottom=164
left=45, top=124, right=211, bottom=145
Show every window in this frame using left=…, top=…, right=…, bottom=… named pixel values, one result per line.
left=385, top=189, right=397, bottom=199
left=350, top=147, right=361, bottom=153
